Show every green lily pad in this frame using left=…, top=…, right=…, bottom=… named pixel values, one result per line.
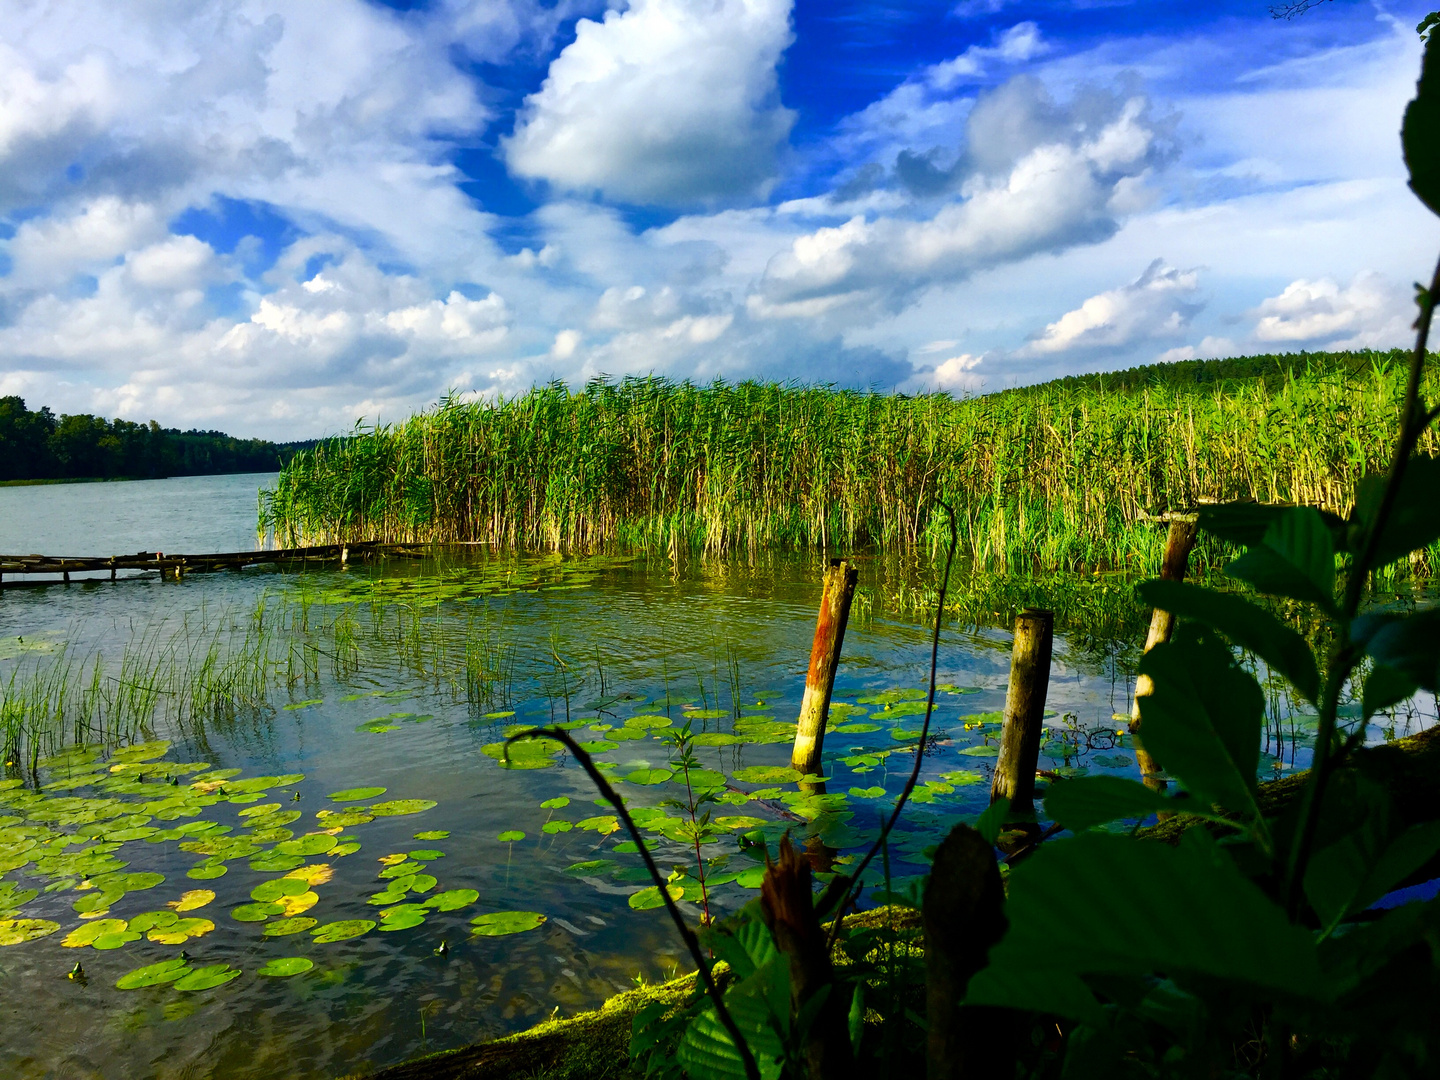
left=357, top=719, right=400, bottom=734
left=960, top=745, right=999, bottom=757
left=691, top=733, right=744, bottom=746
left=62, top=919, right=128, bottom=947
left=187, top=862, right=228, bottom=880
left=276, top=834, right=336, bottom=857
left=147, top=918, right=214, bottom=945
left=565, top=860, right=613, bottom=876
left=248, top=851, right=306, bottom=873
left=174, top=963, right=241, bottom=991
left=408, top=849, right=446, bottom=861
left=311, top=919, right=375, bottom=943
left=379, top=908, right=427, bottom=931
left=0, top=918, right=60, bottom=945
left=624, top=769, right=674, bottom=786
left=232, top=902, right=284, bottom=922
left=848, top=787, right=887, bottom=799
left=413, top=830, right=449, bottom=840
left=91, top=930, right=142, bottom=950
left=327, top=787, right=387, bottom=802
left=629, top=884, right=685, bottom=910
left=263, top=917, right=318, bottom=937
left=835, top=723, right=881, bottom=734
left=425, top=889, right=479, bottom=912
left=732, top=766, right=801, bottom=784
left=496, top=830, right=525, bottom=843
left=315, top=809, right=373, bottom=828
left=282, top=700, right=324, bottom=711
left=251, top=877, right=309, bottom=903
left=128, top=911, right=179, bottom=933
left=367, top=800, right=438, bottom=817
left=542, top=821, right=573, bottom=834
left=116, top=957, right=190, bottom=988
left=469, top=911, right=546, bottom=937
left=258, top=957, right=314, bottom=977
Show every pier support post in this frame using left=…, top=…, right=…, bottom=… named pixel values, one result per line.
left=1130, top=520, right=1198, bottom=788
left=791, top=558, right=859, bottom=777
left=990, top=609, right=1054, bottom=817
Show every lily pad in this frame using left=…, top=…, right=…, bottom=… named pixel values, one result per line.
left=174, top=963, right=241, bottom=991
left=378, top=908, right=427, bottom=931
left=542, top=821, right=573, bottom=834
left=413, top=830, right=449, bottom=841
left=248, top=851, right=305, bottom=873
left=232, top=902, right=284, bottom=922
left=252, top=878, right=309, bottom=903
left=624, top=768, right=674, bottom=786
left=469, top=911, right=546, bottom=937
left=327, top=787, right=387, bottom=802
left=425, top=889, right=479, bottom=912
left=91, top=930, right=142, bottom=950
left=835, top=723, right=881, bottom=734
left=186, top=862, right=227, bottom=881
left=408, top=849, right=446, bottom=861
left=148, top=918, right=214, bottom=945
left=960, top=745, right=1000, bottom=757
left=63, top=919, right=128, bottom=947
left=311, top=919, right=375, bottom=943
left=262, top=916, right=318, bottom=937
left=276, top=834, right=337, bottom=857
left=629, top=884, right=685, bottom=910
left=0, top=918, right=60, bottom=945
left=732, top=766, right=801, bottom=785
left=367, top=800, right=438, bottom=817
left=258, top=957, right=314, bottom=977
left=128, top=911, right=178, bottom=933
left=285, top=863, right=334, bottom=886
left=276, top=892, right=319, bottom=916
left=848, top=787, right=887, bottom=799
left=496, top=831, right=525, bottom=843
left=116, top=957, right=190, bottom=988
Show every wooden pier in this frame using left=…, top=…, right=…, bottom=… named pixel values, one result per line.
left=0, top=541, right=417, bottom=585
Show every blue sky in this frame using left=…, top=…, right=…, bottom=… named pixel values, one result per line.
left=0, top=0, right=1435, bottom=438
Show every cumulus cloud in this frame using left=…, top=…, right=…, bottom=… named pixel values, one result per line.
left=504, top=0, right=796, bottom=205
left=1251, top=272, right=1412, bottom=348
left=750, top=80, right=1166, bottom=320
left=1020, top=258, right=1201, bottom=356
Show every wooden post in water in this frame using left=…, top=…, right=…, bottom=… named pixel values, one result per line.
left=989, top=609, right=1054, bottom=816
left=1130, top=518, right=1199, bottom=787
left=791, top=558, right=859, bottom=777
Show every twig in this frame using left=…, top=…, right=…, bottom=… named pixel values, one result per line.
left=502, top=727, right=762, bottom=1080
left=825, top=501, right=960, bottom=951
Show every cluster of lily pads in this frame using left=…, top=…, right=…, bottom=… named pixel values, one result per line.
left=306, top=553, right=636, bottom=607
left=0, top=739, right=548, bottom=993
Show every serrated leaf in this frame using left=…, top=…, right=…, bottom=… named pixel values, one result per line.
left=1138, top=580, right=1320, bottom=702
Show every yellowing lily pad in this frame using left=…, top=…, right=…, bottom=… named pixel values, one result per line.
left=413, top=831, right=448, bottom=841
left=469, top=911, right=546, bottom=937
left=148, top=918, right=214, bottom=945
left=276, top=891, right=318, bottom=916
left=0, top=918, right=60, bottom=945
left=168, top=889, right=216, bottom=913
left=284, top=864, right=334, bottom=886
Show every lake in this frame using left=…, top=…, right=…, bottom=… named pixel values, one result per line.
left=0, top=475, right=1429, bottom=1078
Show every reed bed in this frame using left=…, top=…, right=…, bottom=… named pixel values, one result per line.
left=259, top=351, right=1440, bottom=578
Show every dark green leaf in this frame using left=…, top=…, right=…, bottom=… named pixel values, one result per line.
left=1136, top=628, right=1265, bottom=820
left=975, top=798, right=1009, bottom=845
left=1362, top=663, right=1418, bottom=719
left=1138, top=580, right=1320, bottom=702
left=1225, top=508, right=1336, bottom=614
left=1353, top=457, right=1440, bottom=568
left=967, top=830, right=1323, bottom=1016
left=1044, top=776, right=1174, bottom=832
left=1403, top=28, right=1440, bottom=215
left=1198, top=501, right=1344, bottom=549
left=1355, top=608, right=1440, bottom=691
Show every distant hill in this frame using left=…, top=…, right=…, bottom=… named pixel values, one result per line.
left=0, top=396, right=315, bottom=482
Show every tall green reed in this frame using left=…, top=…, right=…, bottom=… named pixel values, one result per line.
left=259, top=351, right=1440, bottom=579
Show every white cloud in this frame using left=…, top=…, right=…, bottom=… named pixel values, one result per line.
left=931, top=352, right=985, bottom=392
left=1252, top=271, right=1412, bottom=348
left=928, top=23, right=1047, bottom=93
left=1157, top=336, right=1237, bottom=364
left=751, top=83, right=1165, bottom=320
left=1020, top=258, right=1200, bottom=355
left=504, top=0, right=796, bottom=205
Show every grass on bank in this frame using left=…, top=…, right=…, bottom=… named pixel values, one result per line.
left=259, top=351, right=1440, bottom=580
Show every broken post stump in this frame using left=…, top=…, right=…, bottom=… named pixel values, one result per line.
left=989, top=609, right=1054, bottom=817
left=1130, top=519, right=1198, bottom=785
left=791, top=558, right=859, bottom=777
left=923, top=824, right=1011, bottom=1080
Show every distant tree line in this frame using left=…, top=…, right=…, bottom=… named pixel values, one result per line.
left=0, top=396, right=313, bottom=482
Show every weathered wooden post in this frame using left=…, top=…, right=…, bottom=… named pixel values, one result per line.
left=989, top=608, right=1054, bottom=816
left=791, top=558, right=859, bottom=777
left=1130, top=518, right=1198, bottom=787
left=923, top=824, right=1011, bottom=1080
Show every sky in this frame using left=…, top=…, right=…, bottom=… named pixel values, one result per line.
left=0, top=0, right=1437, bottom=439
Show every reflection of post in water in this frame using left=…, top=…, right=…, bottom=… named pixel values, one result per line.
left=990, top=608, right=1054, bottom=848
left=1130, top=517, right=1199, bottom=792
left=798, top=774, right=837, bottom=873
left=791, top=558, right=859, bottom=777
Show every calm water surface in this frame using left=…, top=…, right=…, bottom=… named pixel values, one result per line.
left=0, top=476, right=1430, bottom=1079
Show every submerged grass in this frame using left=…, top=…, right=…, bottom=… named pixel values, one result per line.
left=259, top=351, right=1440, bottom=578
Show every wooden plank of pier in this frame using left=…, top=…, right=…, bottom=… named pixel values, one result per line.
left=0, top=540, right=434, bottom=585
